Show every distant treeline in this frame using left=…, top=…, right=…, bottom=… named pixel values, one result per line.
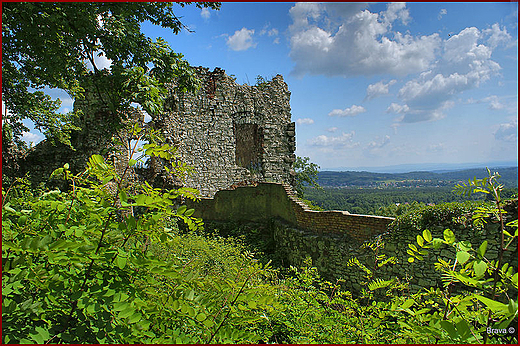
left=304, top=186, right=518, bottom=216
left=316, top=166, right=518, bottom=188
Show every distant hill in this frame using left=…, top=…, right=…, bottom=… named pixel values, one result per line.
left=322, top=161, right=518, bottom=173
left=316, top=166, right=518, bottom=188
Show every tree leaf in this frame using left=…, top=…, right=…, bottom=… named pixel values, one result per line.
left=400, top=298, right=415, bottom=309
left=423, top=229, right=432, bottom=242
left=440, top=320, right=458, bottom=340
left=477, top=240, right=488, bottom=258
left=417, top=235, right=424, bottom=247
left=443, top=229, right=455, bottom=244
left=474, top=295, right=509, bottom=314
left=473, top=260, right=487, bottom=278
left=456, top=251, right=470, bottom=265
left=116, top=255, right=127, bottom=270
left=119, top=190, right=128, bottom=203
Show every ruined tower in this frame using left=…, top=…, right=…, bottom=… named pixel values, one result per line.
left=154, top=67, right=297, bottom=197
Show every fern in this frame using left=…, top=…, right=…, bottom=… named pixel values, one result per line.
left=368, top=278, right=396, bottom=291
left=347, top=257, right=372, bottom=276
left=377, top=256, right=397, bottom=268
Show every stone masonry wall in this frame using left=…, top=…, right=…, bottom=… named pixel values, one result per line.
left=155, top=67, right=296, bottom=198
left=188, top=182, right=394, bottom=243
left=188, top=183, right=517, bottom=295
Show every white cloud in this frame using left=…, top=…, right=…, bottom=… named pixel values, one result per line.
left=328, top=105, right=366, bottom=117
left=438, top=8, right=447, bottom=20
left=467, top=95, right=517, bottom=114
left=327, top=127, right=338, bottom=132
left=494, top=119, right=517, bottom=142
left=386, top=103, right=409, bottom=114
left=296, top=117, right=314, bottom=125
left=382, top=2, right=410, bottom=26
left=366, top=79, right=396, bottom=100
left=22, top=131, right=44, bottom=145
left=308, top=131, right=359, bottom=148
left=367, top=135, right=390, bottom=149
left=483, top=23, right=512, bottom=49
left=201, top=8, right=211, bottom=20
left=259, top=24, right=280, bottom=44
left=483, top=95, right=505, bottom=110
left=389, top=25, right=508, bottom=123
left=288, top=2, right=441, bottom=77
left=227, top=28, right=257, bottom=51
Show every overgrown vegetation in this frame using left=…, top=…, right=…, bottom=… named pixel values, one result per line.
left=1, top=2, right=517, bottom=343
left=3, top=132, right=517, bottom=343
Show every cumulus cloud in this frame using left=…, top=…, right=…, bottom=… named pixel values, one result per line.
left=365, top=79, right=397, bottom=100
left=288, top=2, right=440, bottom=77
left=259, top=24, right=280, bottom=44
left=296, top=117, right=314, bottom=125
left=308, top=131, right=359, bottom=148
left=382, top=2, right=410, bottom=25
left=227, top=28, right=257, bottom=51
left=388, top=25, right=510, bottom=123
left=483, top=95, right=505, bottom=110
left=467, top=95, right=517, bottom=114
left=483, top=23, right=512, bottom=49
left=287, top=3, right=514, bottom=125
left=201, top=8, right=211, bottom=20
left=327, top=127, right=338, bottom=132
left=494, top=119, right=517, bottom=142
left=328, top=105, right=366, bottom=117
left=386, top=103, right=410, bottom=114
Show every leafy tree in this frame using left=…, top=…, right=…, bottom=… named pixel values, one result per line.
left=293, top=156, right=322, bottom=198
left=2, top=2, right=220, bottom=147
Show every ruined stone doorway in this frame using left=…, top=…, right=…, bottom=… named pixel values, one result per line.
left=233, top=122, right=264, bottom=174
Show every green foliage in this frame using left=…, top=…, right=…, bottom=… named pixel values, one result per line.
left=300, top=198, right=324, bottom=211
left=402, top=169, right=518, bottom=344
left=347, top=236, right=406, bottom=302
left=389, top=200, right=488, bottom=235
left=305, top=185, right=495, bottom=216
left=2, top=130, right=517, bottom=345
left=1, top=132, right=277, bottom=344
left=294, top=156, right=322, bottom=198
left=2, top=2, right=220, bottom=146
left=254, top=75, right=270, bottom=90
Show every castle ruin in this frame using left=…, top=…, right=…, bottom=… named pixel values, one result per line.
left=155, top=67, right=297, bottom=197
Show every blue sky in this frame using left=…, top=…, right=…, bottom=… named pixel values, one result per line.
left=13, top=2, right=518, bottom=171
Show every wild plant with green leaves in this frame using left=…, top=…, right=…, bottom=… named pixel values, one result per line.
left=403, top=169, right=518, bottom=343
left=1, top=126, right=277, bottom=344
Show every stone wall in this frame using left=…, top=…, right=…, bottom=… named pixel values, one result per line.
left=188, top=182, right=394, bottom=244
left=189, top=183, right=517, bottom=295
left=155, top=67, right=296, bottom=198
left=7, top=66, right=296, bottom=197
